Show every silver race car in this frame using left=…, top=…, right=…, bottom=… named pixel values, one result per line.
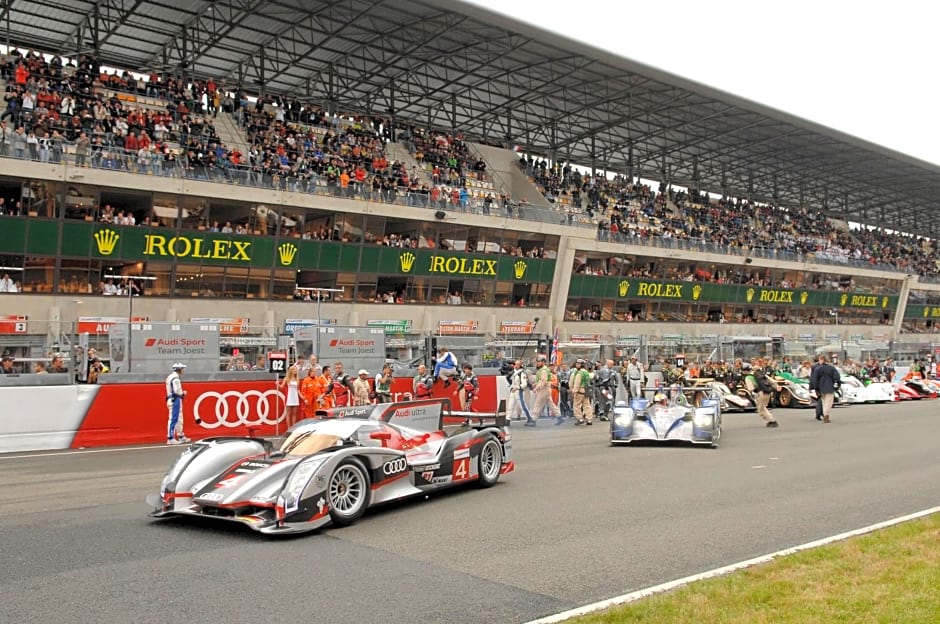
left=610, top=387, right=722, bottom=447
left=147, top=399, right=513, bottom=535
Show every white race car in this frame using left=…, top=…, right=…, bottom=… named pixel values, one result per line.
left=838, top=372, right=895, bottom=403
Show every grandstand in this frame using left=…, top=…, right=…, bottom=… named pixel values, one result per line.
left=0, top=0, right=938, bottom=366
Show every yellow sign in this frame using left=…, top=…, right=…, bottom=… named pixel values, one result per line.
left=840, top=293, right=848, bottom=306
left=636, top=282, right=683, bottom=299
left=399, top=252, right=416, bottom=273
left=428, top=255, right=497, bottom=276
left=758, top=289, right=794, bottom=303
left=692, top=284, right=702, bottom=300
left=618, top=280, right=630, bottom=297
left=277, top=242, right=298, bottom=266
left=849, top=295, right=877, bottom=308
left=94, top=229, right=119, bottom=256
left=881, top=296, right=889, bottom=309
left=746, top=288, right=755, bottom=303
left=143, top=234, right=251, bottom=261
left=513, top=260, right=527, bottom=280
left=800, top=291, right=809, bottom=305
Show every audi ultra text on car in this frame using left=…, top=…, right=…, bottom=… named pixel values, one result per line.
left=147, top=399, right=514, bottom=534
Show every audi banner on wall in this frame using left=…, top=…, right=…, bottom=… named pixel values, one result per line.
left=70, top=380, right=289, bottom=447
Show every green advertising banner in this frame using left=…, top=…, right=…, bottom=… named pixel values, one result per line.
left=569, top=275, right=899, bottom=310
left=372, top=247, right=553, bottom=281
left=12, top=221, right=554, bottom=282
left=906, top=305, right=940, bottom=320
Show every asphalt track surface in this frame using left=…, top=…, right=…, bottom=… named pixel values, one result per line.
left=2, top=401, right=938, bottom=624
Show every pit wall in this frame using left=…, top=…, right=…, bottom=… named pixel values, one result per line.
left=0, top=377, right=505, bottom=453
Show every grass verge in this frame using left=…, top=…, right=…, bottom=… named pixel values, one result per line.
left=570, top=512, right=940, bottom=624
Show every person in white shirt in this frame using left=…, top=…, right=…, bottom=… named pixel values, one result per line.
left=0, top=273, right=18, bottom=293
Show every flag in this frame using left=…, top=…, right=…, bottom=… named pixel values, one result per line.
left=551, top=327, right=560, bottom=365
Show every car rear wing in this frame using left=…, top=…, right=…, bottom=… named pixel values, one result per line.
left=449, top=399, right=508, bottom=429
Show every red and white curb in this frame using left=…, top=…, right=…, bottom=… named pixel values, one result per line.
left=523, top=506, right=940, bottom=624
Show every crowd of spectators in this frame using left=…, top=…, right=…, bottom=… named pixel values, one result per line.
left=0, top=49, right=229, bottom=176
left=0, top=46, right=937, bottom=284
left=520, top=155, right=939, bottom=280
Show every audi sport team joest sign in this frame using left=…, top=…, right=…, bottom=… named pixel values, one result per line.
left=109, top=323, right=220, bottom=374
left=292, top=326, right=386, bottom=373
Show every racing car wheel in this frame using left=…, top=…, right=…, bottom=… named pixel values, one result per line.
left=477, top=437, right=503, bottom=488
left=327, top=459, right=371, bottom=525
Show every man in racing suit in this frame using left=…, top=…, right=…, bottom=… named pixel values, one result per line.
left=331, top=361, right=354, bottom=407
left=413, top=364, right=434, bottom=399
left=458, top=363, right=479, bottom=411
left=165, top=362, right=190, bottom=444
left=531, top=355, right=563, bottom=425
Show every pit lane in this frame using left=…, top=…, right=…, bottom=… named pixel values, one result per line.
left=1, top=401, right=938, bottom=624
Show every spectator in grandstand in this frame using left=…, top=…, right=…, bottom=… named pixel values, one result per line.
left=0, top=272, right=18, bottom=292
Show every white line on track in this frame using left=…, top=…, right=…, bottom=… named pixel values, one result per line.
left=523, top=505, right=940, bottom=624
left=0, top=445, right=170, bottom=460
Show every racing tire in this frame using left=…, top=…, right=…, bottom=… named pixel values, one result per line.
left=477, top=437, right=503, bottom=488
left=710, top=424, right=721, bottom=449
left=327, top=459, right=371, bottom=526
left=777, top=390, right=792, bottom=408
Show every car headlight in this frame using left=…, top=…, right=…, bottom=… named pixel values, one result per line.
left=613, top=408, right=634, bottom=428
left=283, top=457, right=327, bottom=511
left=693, top=409, right=713, bottom=427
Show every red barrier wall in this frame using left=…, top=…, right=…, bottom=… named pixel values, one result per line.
left=71, top=380, right=288, bottom=447
left=70, top=376, right=502, bottom=448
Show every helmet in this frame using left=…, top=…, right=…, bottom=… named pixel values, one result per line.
left=654, top=392, right=667, bottom=403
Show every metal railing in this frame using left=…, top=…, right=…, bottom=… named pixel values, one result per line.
left=598, top=229, right=921, bottom=276
left=0, top=143, right=934, bottom=276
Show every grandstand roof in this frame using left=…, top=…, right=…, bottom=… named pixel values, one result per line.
left=6, top=0, right=938, bottom=236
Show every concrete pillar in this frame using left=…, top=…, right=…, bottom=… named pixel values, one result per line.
left=549, top=236, right=575, bottom=329
left=892, top=275, right=914, bottom=338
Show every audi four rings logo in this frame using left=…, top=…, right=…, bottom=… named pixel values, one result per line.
left=192, top=390, right=287, bottom=429
left=383, top=458, right=408, bottom=474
